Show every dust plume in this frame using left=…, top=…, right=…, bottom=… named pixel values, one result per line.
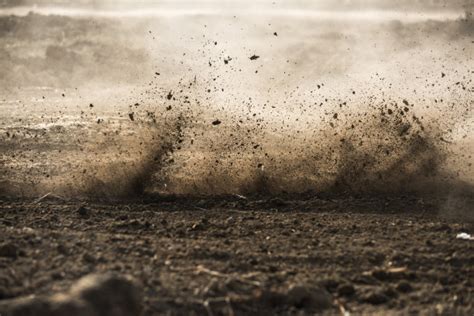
left=0, top=0, right=472, bottom=202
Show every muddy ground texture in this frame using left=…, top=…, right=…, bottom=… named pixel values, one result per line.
left=0, top=194, right=473, bottom=315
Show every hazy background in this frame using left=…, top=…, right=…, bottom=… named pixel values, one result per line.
left=0, top=0, right=472, bottom=200
left=0, top=0, right=472, bottom=10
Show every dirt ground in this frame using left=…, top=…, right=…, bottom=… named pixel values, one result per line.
left=1, top=195, right=473, bottom=315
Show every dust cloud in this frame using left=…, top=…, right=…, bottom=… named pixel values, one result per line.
left=0, top=0, right=472, bottom=203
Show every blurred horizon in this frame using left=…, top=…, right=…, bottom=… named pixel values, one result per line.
left=1, top=0, right=472, bottom=11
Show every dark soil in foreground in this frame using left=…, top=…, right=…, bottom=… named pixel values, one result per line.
left=0, top=195, right=473, bottom=315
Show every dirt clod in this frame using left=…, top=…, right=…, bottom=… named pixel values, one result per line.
left=362, top=290, right=390, bottom=305
left=0, top=273, right=141, bottom=316
left=76, top=205, right=89, bottom=217
left=396, top=281, right=413, bottom=293
left=0, top=243, right=18, bottom=259
left=286, top=284, right=333, bottom=310
left=337, top=283, right=356, bottom=296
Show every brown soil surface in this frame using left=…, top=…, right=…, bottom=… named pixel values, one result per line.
left=1, top=195, right=473, bottom=315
